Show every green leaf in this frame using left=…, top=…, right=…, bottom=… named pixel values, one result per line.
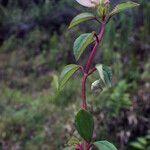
left=63, top=147, right=75, bottom=150
left=73, top=32, right=95, bottom=60
left=94, top=141, right=118, bottom=150
left=68, top=136, right=80, bottom=146
left=75, top=109, right=94, bottom=142
left=96, top=64, right=112, bottom=88
left=110, top=1, right=139, bottom=17
left=69, top=13, right=95, bottom=29
left=59, top=64, right=80, bottom=91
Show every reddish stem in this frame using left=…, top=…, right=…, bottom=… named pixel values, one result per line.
left=82, top=74, right=88, bottom=109
left=85, top=22, right=105, bottom=73
left=81, top=22, right=105, bottom=110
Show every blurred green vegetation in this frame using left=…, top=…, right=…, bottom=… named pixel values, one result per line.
left=0, top=0, right=149, bottom=149
left=130, top=133, right=150, bottom=150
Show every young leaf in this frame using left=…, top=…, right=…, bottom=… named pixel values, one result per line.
left=75, top=109, right=94, bottom=142
left=69, top=13, right=95, bottom=29
left=94, top=141, right=118, bottom=150
left=110, top=1, right=139, bottom=17
left=68, top=136, right=80, bottom=146
left=59, top=64, right=80, bottom=91
left=73, top=32, right=95, bottom=60
left=96, top=64, right=112, bottom=88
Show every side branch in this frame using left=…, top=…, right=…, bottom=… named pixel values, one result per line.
left=88, top=67, right=96, bottom=76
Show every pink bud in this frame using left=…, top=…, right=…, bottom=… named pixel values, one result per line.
left=75, top=0, right=100, bottom=8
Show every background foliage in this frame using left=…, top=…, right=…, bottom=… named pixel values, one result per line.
left=0, top=0, right=149, bottom=149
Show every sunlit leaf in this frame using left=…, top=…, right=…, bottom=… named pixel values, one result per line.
left=59, top=64, right=80, bottom=91
left=96, top=64, right=112, bottom=88
left=75, top=109, right=94, bottom=142
left=69, top=13, right=95, bottom=29
left=73, top=32, right=95, bottom=60
left=110, top=1, right=139, bottom=17
left=94, top=141, right=118, bottom=150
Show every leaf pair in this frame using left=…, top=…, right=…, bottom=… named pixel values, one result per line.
left=58, top=64, right=112, bottom=92
left=69, top=2, right=139, bottom=30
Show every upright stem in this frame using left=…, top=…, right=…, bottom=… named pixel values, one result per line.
left=81, top=22, right=105, bottom=110
left=81, top=22, right=105, bottom=150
